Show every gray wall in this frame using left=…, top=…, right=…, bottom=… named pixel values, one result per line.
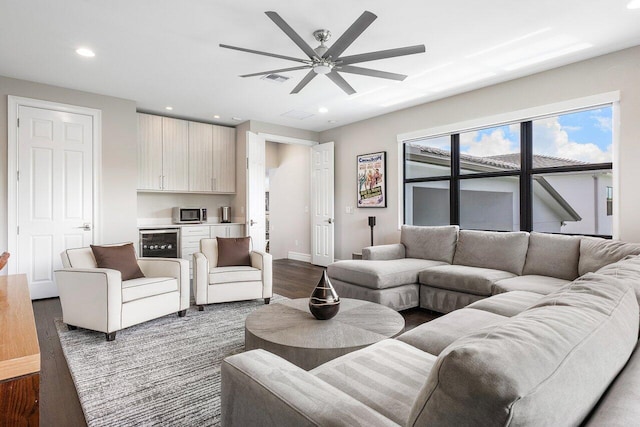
left=0, top=75, right=138, bottom=256
left=320, top=46, right=640, bottom=259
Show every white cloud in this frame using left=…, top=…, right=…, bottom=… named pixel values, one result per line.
left=593, top=115, right=612, bottom=132
left=533, top=117, right=611, bottom=163
left=460, top=128, right=518, bottom=157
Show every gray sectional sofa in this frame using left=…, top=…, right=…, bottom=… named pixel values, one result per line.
left=327, top=225, right=640, bottom=312
left=220, top=227, right=640, bottom=426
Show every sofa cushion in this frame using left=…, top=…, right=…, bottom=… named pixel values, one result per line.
left=579, top=237, right=640, bottom=276
left=397, top=308, right=506, bottom=356
left=327, top=258, right=446, bottom=290
left=410, top=273, right=639, bottom=426
left=216, top=237, right=251, bottom=267
left=121, top=277, right=177, bottom=303
left=91, top=243, right=145, bottom=281
left=584, top=341, right=640, bottom=427
left=400, top=225, right=459, bottom=263
left=452, top=230, right=529, bottom=275
left=419, top=264, right=516, bottom=296
left=522, top=232, right=581, bottom=280
left=595, top=255, right=640, bottom=306
left=311, top=339, right=437, bottom=426
left=209, top=266, right=262, bottom=284
left=493, top=275, right=570, bottom=295
left=467, top=291, right=543, bottom=317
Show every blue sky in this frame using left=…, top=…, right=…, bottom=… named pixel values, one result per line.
left=418, top=106, right=613, bottom=163
left=555, top=106, right=612, bottom=151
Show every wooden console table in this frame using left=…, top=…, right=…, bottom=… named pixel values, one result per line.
left=0, top=274, right=40, bottom=426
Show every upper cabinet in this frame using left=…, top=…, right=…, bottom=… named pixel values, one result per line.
left=137, top=113, right=163, bottom=190
left=138, top=113, right=236, bottom=194
left=162, top=117, right=189, bottom=191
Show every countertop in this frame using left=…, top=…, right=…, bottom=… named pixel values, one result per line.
left=138, top=222, right=244, bottom=229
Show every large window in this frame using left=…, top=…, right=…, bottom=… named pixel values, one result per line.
left=403, top=105, right=613, bottom=236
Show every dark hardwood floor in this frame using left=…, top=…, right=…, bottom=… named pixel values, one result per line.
left=32, top=259, right=438, bottom=426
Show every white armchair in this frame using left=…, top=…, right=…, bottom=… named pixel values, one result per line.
left=193, top=238, right=272, bottom=310
left=54, top=246, right=189, bottom=341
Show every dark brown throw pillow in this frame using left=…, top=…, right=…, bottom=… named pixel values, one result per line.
left=216, top=237, right=251, bottom=267
left=90, top=243, right=145, bottom=281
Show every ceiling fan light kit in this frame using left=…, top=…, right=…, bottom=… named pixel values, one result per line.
left=220, top=10, right=426, bottom=95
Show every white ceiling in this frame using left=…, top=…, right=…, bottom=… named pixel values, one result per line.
left=1, top=0, right=639, bottom=132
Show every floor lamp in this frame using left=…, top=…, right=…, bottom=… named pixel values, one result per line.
left=368, top=216, right=376, bottom=246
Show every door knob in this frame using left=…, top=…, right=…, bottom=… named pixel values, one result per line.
left=250, top=220, right=257, bottom=226
left=76, top=223, right=92, bottom=231
left=327, top=218, right=333, bottom=224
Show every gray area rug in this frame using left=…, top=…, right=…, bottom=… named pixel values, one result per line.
left=56, top=295, right=287, bottom=426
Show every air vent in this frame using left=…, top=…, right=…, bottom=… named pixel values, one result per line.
left=261, top=74, right=290, bottom=84
left=281, top=110, right=314, bottom=120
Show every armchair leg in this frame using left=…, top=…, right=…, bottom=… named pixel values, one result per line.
left=178, top=309, right=187, bottom=317
left=264, top=298, right=271, bottom=304
left=198, top=305, right=205, bottom=311
left=67, top=324, right=77, bottom=331
left=106, top=332, right=116, bottom=341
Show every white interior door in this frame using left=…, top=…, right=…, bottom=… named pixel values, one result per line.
left=311, top=141, right=335, bottom=266
left=246, top=131, right=266, bottom=252
left=17, top=106, right=94, bottom=299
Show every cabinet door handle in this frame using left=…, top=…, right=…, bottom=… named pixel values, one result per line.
left=159, top=175, right=163, bottom=189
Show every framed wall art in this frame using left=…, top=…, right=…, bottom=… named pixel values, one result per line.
left=357, top=151, right=387, bottom=208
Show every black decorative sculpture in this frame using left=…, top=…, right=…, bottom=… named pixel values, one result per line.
left=309, top=271, right=340, bottom=320
left=368, top=216, right=376, bottom=246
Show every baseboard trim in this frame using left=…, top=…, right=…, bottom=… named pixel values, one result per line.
left=288, top=251, right=312, bottom=263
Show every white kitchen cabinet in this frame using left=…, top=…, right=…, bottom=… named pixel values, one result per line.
left=210, top=224, right=245, bottom=238
left=188, top=121, right=213, bottom=192
left=162, top=117, right=189, bottom=191
left=212, top=125, right=236, bottom=193
left=180, top=225, right=210, bottom=278
left=137, top=114, right=163, bottom=190
left=137, top=113, right=189, bottom=191
left=188, top=122, right=236, bottom=193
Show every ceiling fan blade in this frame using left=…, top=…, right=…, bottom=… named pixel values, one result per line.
left=219, top=44, right=309, bottom=64
left=240, top=66, right=311, bottom=78
left=338, top=65, right=407, bottom=81
left=290, top=70, right=318, bottom=94
left=327, top=71, right=356, bottom=95
left=338, top=44, right=426, bottom=65
left=265, top=11, right=318, bottom=59
left=322, top=11, right=377, bottom=60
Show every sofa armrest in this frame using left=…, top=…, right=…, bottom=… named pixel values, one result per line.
left=250, top=251, right=273, bottom=299
left=221, top=349, right=399, bottom=427
left=193, top=252, right=209, bottom=305
left=54, top=268, right=123, bottom=333
left=137, top=258, right=190, bottom=310
left=362, top=243, right=406, bottom=260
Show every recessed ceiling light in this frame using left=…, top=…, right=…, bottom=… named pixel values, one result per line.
left=75, top=47, right=95, bottom=57
left=328, top=120, right=337, bottom=123
left=318, top=107, right=329, bottom=113
left=213, top=115, right=220, bottom=119
left=232, top=117, right=242, bottom=121
left=165, top=106, right=173, bottom=111
left=628, top=0, right=640, bottom=9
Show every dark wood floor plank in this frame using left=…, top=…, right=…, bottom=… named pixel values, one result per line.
left=31, top=259, right=437, bottom=425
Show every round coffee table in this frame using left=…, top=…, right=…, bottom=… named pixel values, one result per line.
left=245, top=298, right=405, bottom=370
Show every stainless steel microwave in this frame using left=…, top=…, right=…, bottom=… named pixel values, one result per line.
left=172, top=207, right=207, bottom=224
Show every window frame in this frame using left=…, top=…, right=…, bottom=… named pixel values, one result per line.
left=399, top=93, right=618, bottom=237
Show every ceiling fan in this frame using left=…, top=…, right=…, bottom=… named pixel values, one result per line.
left=220, top=11, right=426, bottom=95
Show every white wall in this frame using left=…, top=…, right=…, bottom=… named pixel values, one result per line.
left=137, top=193, right=234, bottom=223
left=319, top=46, right=640, bottom=259
left=0, top=75, right=138, bottom=257
left=268, top=143, right=311, bottom=260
